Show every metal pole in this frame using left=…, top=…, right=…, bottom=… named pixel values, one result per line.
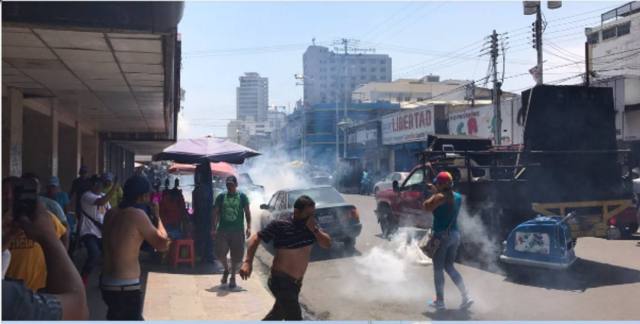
left=535, top=3, right=543, bottom=85
left=302, top=106, right=306, bottom=162
left=585, top=42, right=590, bottom=86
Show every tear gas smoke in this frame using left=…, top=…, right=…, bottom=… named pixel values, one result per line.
left=239, top=150, right=313, bottom=232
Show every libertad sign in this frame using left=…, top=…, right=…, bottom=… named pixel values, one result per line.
left=382, top=106, right=434, bottom=145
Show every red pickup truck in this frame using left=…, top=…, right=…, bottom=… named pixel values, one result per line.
left=374, top=164, right=436, bottom=237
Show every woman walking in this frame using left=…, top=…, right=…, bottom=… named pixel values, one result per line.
left=423, top=171, right=473, bottom=311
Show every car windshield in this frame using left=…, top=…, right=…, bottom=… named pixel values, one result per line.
left=288, top=187, right=345, bottom=207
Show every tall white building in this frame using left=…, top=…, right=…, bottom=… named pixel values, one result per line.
left=585, top=1, right=640, bottom=79
left=236, top=72, right=268, bottom=122
left=303, top=45, right=392, bottom=105
left=586, top=2, right=640, bottom=147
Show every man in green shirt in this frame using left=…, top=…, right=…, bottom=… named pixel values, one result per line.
left=102, top=173, right=123, bottom=209
left=212, top=175, right=251, bottom=289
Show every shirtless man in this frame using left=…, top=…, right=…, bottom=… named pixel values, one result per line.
left=101, top=175, right=171, bottom=320
left=240, top=195, right=331, bottom=320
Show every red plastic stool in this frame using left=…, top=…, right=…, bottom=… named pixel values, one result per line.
left=170, top=239, right=195, bottom=268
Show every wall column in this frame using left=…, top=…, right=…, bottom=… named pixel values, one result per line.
left=8, top=88, right=24, bottom=177
left=51, top=99, right=60, bottom=177
left=74, top=121, right=82, bottom=174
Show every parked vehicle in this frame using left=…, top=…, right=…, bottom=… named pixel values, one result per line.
left=375, top=166, right=434, bottom=238
left=373, top=172, right=409, bottom=195
left=607, top=206, right=639, bottom=239
left=309, top=171, right=333, bottom=186
left=259, top=186, right=362, bottom=249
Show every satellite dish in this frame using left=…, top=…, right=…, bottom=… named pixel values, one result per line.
left=548, top=1, right=562, bottom=9
left=523, top=1, right=539, bottom=15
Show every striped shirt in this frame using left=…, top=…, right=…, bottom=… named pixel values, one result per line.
left=258, top=217, right=316, bottom=249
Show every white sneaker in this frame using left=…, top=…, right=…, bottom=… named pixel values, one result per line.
left=428, top=299, right=446, bottom=311
left=460, top=296, right=474, bottom=309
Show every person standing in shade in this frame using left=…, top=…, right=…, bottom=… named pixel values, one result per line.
left=101, top=175, right=170, bottom=320
left=423, top=171, right=473, bottom=311
left=212, top=175, right=251, bottom=289
left=78, top=175, right=118, bottom=286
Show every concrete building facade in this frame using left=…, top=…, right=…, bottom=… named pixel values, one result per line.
left=303, top=45, right=392, bottom=105
left=586, top=2, right=640, bottom=161
left=352, top=77, right=493, bottom=103
left=236, top=72, right=268, bottom=122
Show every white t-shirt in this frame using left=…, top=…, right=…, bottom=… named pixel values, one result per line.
left=79, top=191, right=110, bottom=238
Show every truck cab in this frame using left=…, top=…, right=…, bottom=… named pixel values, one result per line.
left=375, top=164, right=435, bottom=237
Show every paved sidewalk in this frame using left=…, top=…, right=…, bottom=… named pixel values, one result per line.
left=142, top=266, right=274, bottom=320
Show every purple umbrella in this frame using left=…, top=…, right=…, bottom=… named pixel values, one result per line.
left=153, top=136, right=260, bottom=164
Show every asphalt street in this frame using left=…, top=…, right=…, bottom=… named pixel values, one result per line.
left=254, top=194, right=640, bottom=321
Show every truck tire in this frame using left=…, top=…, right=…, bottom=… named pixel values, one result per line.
left=378, top=205, right=397, bottom=239
left=342, top=237, right=356, bottom=250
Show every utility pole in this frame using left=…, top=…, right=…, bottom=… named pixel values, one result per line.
left=585, top=41, right=590, bottom=86
left=535, top=3, right=543, bottom=84
left=294, top=74, right=310, bottom=162
left=524, top=1, right=562, bottom=85
left=484, top=30, right=504, bottom=145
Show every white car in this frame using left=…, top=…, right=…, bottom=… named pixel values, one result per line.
left=373, top=172, right=409, bottom=194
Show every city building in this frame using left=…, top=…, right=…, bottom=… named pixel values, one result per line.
left=303, top=45, right=392, bottom=105
left=586, top=2, right=640, bottom=160
left=2, top=2, right=183, bottom=188
left=227, top=107, right=287, bottom=149
left=282, top=102, right=400, bottom=169
left=352, top=76, right=493, bottom=103
left=236, top=72, right=268, bottom=122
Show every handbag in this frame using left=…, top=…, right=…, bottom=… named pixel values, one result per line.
left=420, top=208, right=458, bottom=259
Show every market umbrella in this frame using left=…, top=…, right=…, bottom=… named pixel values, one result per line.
left=168, top=162, right=237, bottom=177
left=153, top=136, right=260, bottom=164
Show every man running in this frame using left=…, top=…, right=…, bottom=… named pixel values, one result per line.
left=212, top=175, right=251, bottom=289
left=101, top=175, right=171, bottom=320
left=240, top=195, right=331, bottom=320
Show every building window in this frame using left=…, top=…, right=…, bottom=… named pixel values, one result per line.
left=370, top=67, right=377, bottom=72
left=587, top=32, right=599, bottom=44
left=602, top=27, right=616, bottom=40
left=371, top=76, right=377, bottom=81
left=359, top=59, right=365, bottom=64
left=380, top=67, right=386, bottom=73
left=380, top=74, right=386, bottom=80
left=380, top=59, right=385, bottom=64
left=617, top=22, right=631, bottom=36
left=330, top=66, right=336, bottom=71
left=360, top=75, right=366, bottom=80
left=361, top=67, right=366, bottom=72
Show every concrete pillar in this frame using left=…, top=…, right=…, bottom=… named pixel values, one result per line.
left=75, top=121, right=82, bottom=173
left=8, top=88, right=24, bottom=177
left=58, top=124, right=76, bottom=192
left=50, top=99, right=60, bottom=177
left=82, top=133, right=99, bottom=175
left=22, top=108, right=52, bottom=180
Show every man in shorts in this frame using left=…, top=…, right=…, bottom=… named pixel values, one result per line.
left=212, top=175, right=251, bottom=289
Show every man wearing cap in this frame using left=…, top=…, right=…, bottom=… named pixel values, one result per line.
left=423, top=171, right=473, bottom=311
left=101, top=175, right=170, bottom=320
left=102, top=173, right=123, bottom=209
left=78, top=175, right=119, bottom=285
left=46, top=177, right=71, bottom=217
left=212, top=175, right=251, bottom=289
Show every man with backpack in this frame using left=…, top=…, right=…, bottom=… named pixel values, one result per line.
left=78, top=175, right=119, bottom=286
left=212, top=175, right=251, bottom=289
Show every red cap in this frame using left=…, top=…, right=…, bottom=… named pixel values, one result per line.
left=434, top=171, right=453, bottom=184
